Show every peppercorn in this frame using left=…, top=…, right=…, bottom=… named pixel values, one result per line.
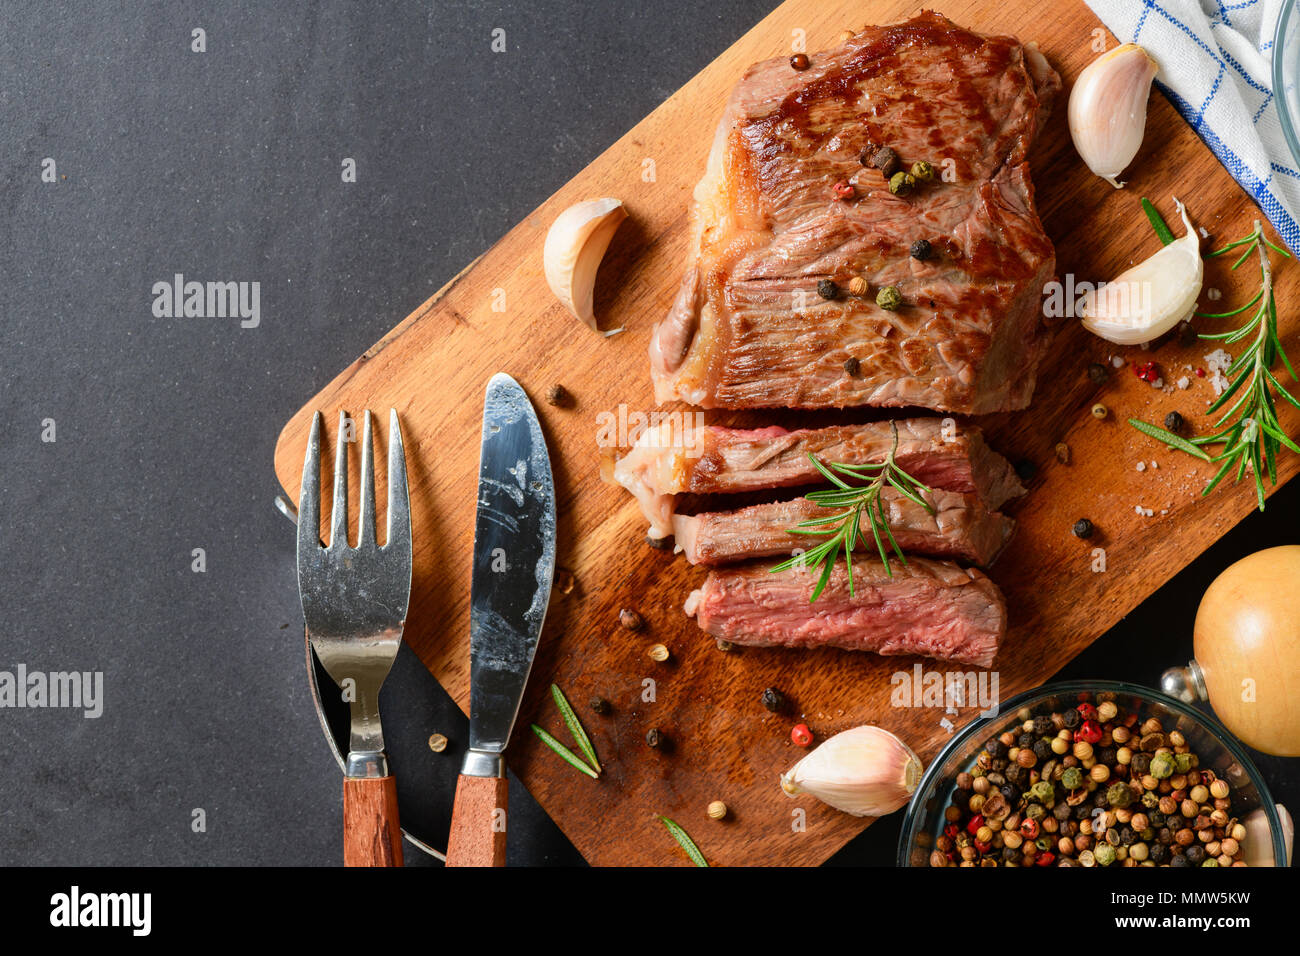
left=1094, top=843, right=1117, bottom=866
left=589, top=696, right=610, bottom=715
left=910, top=238, right=933, bottom=260
left=619, top=607, right=644, bottom=631
left=1164, top=411, right=1185, bottom=433
left=870, top=146, right=900, bottom=177
left=1087, top=362, right=1109, bottom=384
left=1062, top=708, right=1081, bottom=730
left=1062, top=767, right=1084, bottom=790
left=707, top=800, right=728, bottom=820
left=987, top=738, right=1008, bottom=758
left=832, top=179, right=855, bottom=200
left=1033, top=739, right=1054, bottom=762
left=1185, top=844, right=1206, bottom=865
left=1107, top=783, right=1133, bottom=808
left=1015, top=459, right=1036, bottom=482
left=875, top=285, right=903, bottom=310
left=1131, top=752, right=1152, bottom=776
left=715, top=639, right=733, bottom=652
left=1173, top=753, right=1194, bottom=774
left=1091, top=402, right=1109, bottom=420
left=645, top=727, right=665, bottom=748
left=1029, top=781, right=1055, bottom=804
left=888, top=171, right=915, bottom=196
left=1072, top=518, right=1094, bottom=539
left=1177, top=319, right=1198, bottom=347
left=1210, top=779, right=1230, bottom=799
left=816, top=278, right=840, bottom=300
left=428, top=733, right=448, bottom=753
left=789, top=53, right=810, bottom=70
left=1170, top=852, right=1190, bottom=867
left=761, top=687, right=785, bottom=713
left=1149, top=752, right=1175, bottom=779
left=791, top=723, right=813, bottom=747
left=1150, top=842, right=1169, bottom=863
left=1032, top=716, right=1053, bottom=736
left=546, top=384, right=571, bottom=407
left=843, top=356, right=862, bottom=378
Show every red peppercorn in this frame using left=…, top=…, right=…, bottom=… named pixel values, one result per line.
left=944, top=823, right=960, bottom=841
left=832, top=179, right=855, bottom=200
left=1075, top=719, right=1103, bottom=744
left=974, top=839, right=992, bottom=854
left=1019, top=818, right=1039, bottom=839
left=791, top=723, right=813, bottom=747
left=1196, top=367, right=1206, bottom=377
left=966, top=814, right=985, bottom=836
left=1035, top=851, right=1056, bottom=867
left=1076, top=702, right=1097, bottom=721
left=1133, top=360, right=1160, bottom=383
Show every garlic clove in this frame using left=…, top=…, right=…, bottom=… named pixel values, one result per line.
left=543, top=197, right=628, bottom=334
left=1081, top=197, right=1203, bottom=346
left=780, top=724, right=923, bottom=817
left=1068, top=43, right=1159, bottom=188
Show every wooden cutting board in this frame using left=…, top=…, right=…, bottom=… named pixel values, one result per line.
left=274, top=0, right=1300, bottom=866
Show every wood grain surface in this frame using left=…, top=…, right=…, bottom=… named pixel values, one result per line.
left=342, top=776, right=404, bottom=867
left=445, top=775, right=510, bottom=867
left=274, top=0, right=1300, bottom=866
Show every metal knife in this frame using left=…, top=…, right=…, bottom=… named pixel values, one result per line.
left=444, top=373, right=557, bottom=867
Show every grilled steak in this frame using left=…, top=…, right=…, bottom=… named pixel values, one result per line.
left=685, top=556, right=1005, bottom=667
left=649, top=12, right=1060, bottom=413
left=610, top=417, right=1023, bottom=539
left=674, top=490, right=1014, bottom=567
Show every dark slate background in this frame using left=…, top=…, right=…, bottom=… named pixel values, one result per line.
left=0, top=0, right=1294, bottom=867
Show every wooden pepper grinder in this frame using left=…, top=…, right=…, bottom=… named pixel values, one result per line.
left=1162, top=545, right=1300, bottom=756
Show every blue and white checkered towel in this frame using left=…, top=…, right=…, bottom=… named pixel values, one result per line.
left=1085, top=0, right=1300, bottom=250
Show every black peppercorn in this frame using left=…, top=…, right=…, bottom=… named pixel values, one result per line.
left=546, top=384, right=571, bottom=407
left=870, top=146, right=900, bottom=178
left=1054, top=801, right=1072, bottom=821
left=1005, top=764, right=1025, bottom=785
left=589, top=696, right=610, bottom=715
left=1074, top=804, right=1093, bottom=821
left=1033, top=739, right=1054, bottom=761
left=816, top=278, right=840, bottom=300
left=1072, top=518, right=1094, bottom=539
left=1150, top=842, right=1169, bottom=863
left=1170, top=852, right=1190, bottom=867
left=1033, top=716, right=1054, bottom=736
left=1087, top=362, right=1109, bottom=384
left=1000, top=784, right=1020, bottom=804
left=1063, top=708, right=1082, bottom=729
left=761, top=687, right=785, bottom=712
left=1185, top=845, right=1206, bottom=865
left=1177, top=320, right=1198, bottom=348
left=1002, top=846, right=1020, bottom=863
left=950, top=789, right=971, bottom=810
left=910, top=238, right=933, bottom=260
left=1164, top=411, right=1185, bottom=433
left=645, top=728, right=665, bottom=748
left=1099, top=747, right=1118, bottom=766
left=1131, top=752, right=1152, bottom=775
left=1119, top=826, right=1136, bottom=846
left=1018, top=732, right=1035, bottom=749
left=1015, top=459, right=1036, bottom=482
left=1158, top=827, right=1175, bottom=845
left=987, top=738, right=1008, bottom=758
left=844, top=357, right=861, bottom=377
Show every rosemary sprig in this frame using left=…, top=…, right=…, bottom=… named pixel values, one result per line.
left=530, top=724, right=598, bottom=779
left=659, top=815, right=709, bottom=867
left=1142, top=197, right=1176, bottom=246
left=1129, top=220, right=1298, bottom=510
left=770, top=421, right=934, bottom=601
left=550, top=683, right=600, bottom=773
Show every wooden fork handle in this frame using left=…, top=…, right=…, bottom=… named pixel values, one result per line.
left=343, top=775, right=404, bottom=866
left=445, top=774, right=508, bottom=867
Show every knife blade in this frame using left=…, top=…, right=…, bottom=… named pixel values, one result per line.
left=445, top=372, right=556, bottom=867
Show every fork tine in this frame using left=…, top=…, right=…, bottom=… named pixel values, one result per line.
left=297, top=411, right=323, bottom=552
left=358, top=410, right=376, bottom=546
left=386, top=409, right=411, bottom=553
left=330, top=411, right=350, bottom=549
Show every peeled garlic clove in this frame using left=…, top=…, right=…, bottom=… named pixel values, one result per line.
left=543, top=197, right=627, bottom=333
left=1081, top=197, right=1203, bottom=346
left=1240, top=805, right=1294, bottom=867
left=1069, top=43, right=1159, bottom=188
left=780, top=724, right=922, bottom=817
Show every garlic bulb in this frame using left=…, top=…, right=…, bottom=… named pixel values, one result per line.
left=543, top=197, right=627, bottom=334
left=780, top=725, right=922, bottom=817
left=1069, top=43, right=1159, bottom=188
left=1080, top=198, right=1203, bottom=345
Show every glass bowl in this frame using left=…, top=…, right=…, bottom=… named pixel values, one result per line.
left=896, top=680, right=1289, bottom=866
left=1274, top=0, right=1300, bottom=167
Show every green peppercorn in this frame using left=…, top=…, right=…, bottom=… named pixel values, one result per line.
left=1107, top=782, right=1133, bottom=808
left=875, top=285, right=903, bottom=311
left=910, top=238, right=933, bottom=260
left=1173, top=752, right=1193, bottom=774
left=816, top=278, right=840, bottom=300
left=1062, top=767, right=1084, bottom=790
left=910, top=160, right=935, bottom=182
left=1149, top=752, right=1175, bottom=779
left=1094, top=843, right=1117, bottom=866
left=888, top=171, right=915, bottom=196
left=1030, top=781, right=1055, bottom=804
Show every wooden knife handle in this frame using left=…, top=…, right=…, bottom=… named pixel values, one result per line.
left=445, top=774, right=508, bottom=867
left=343, top=776, right=404, bottom=867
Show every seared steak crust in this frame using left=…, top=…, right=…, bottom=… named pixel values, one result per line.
left=650, top=12, right=1060, bottom=413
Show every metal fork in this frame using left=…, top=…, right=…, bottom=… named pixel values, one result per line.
left=297, top=408, right=412, bottom=867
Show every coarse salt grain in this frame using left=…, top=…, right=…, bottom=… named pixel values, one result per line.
left=1136, top=461, right=1146, bottom=472
left=1199, top=226, right=1209, bottom=238
left=1177, top=376, right=1190, bottom=389
left=1111, top=356, right=1124, bottom=368
left=1151, top=377, right=1163, bottom=388
left=1207, top=288, right=1222, bottom=301
left=1151, top=460, right=1158, bottom=469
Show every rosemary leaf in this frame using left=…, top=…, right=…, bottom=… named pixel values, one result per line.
left=550, top=683, right=601, bottom=774
left=531, top=724, right=598, bottom=779
left=1126, top=418, right=1212, bottom=461
left=1142, top=197, right=1176, bottom=245
left=659, top=815, right=709, bottom=867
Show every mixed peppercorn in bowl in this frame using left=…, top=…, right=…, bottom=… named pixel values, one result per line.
left=898, top=681, right=1288, bottom=867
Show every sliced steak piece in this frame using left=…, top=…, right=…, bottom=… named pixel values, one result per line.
left=610, top=417, right=1023, bottom=539
left=674, top=490, right=1014, bottom=567
left=650, top=12, right=1060, bottom=413
left=685, top=557, right=1005, bottom=667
